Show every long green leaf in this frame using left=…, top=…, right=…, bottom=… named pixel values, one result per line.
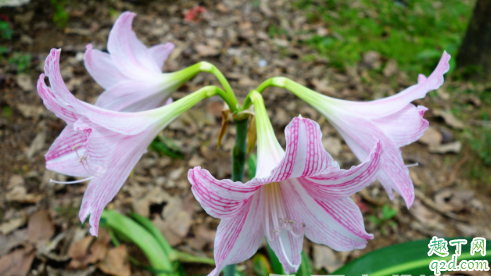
left=332, top=237, right=491, bottom=276
left=296, top=251, right=314, bottom=276
left=253, top=253, right=273, bottom=276
left=100, top=210, right=176, bottom=276
left=266, top=242, right=285, bottom=274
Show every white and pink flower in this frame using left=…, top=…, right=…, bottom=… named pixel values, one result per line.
left=283, top=52, right=451, bottom=207
left=84, top=12, right=193, bottom=112
left=188, top=92, right=382, bottom=275
left=39, top=48, right=216, bottom=236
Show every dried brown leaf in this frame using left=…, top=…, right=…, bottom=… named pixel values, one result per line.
left=96, top=245, right=131, bottom=276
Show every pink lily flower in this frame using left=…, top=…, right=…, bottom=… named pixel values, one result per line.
left=188, top=92, right=383, bottom=274
left=84, top=11, right=185, bottom=112
left=39, top=48, right=217, bottom=236
left=281, top=52, right=450, bottom=207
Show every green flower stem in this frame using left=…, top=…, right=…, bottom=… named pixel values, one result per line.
left=174, top=251, right=215, bottom=265
left=243, top=77, right=324, bottom=111
left=224, top=117, right=250, bottom=276
left=176, top=62, right=239, bottom=113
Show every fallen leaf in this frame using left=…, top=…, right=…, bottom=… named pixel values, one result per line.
left=428, top=141, right=462, bottom=154
left=313, top=244, right=343, bottom=272
left=132, top=186, right=170, bottom=217
left=0, top=248, right=35, bottom=276
left=0, top=216, right=27, bottom=235
left=46, top=266, right=96, bottom=276
left=6, top=186, right=42, bottom=203
left=311, top=78, right=337, bottom=96
left=433, top=109, right=464, bottom=129
left=362, top=51, right=381, bottom=69
left=434, top=189, right=475, bottom=213
left=26, top=132, right=46, bottom=159
left=0, top=229, right=28, bottom=257
left=16, top=103, right=45, bottom=119
left=7, top=175, right=24, bottom=189
left=322, top=137, right=342, bottom=156
left=15, top=74, right=33, bottom=91
left=68, top=236, right=93, bottom=260
left=28, top=210, right=55, bottom=247
left=383, top=59, right=398, bottom=77
left=418, top=126, right=442, bottom=147
left=96, top=245, right=131, bottom=276
left=188, top=225, right=216, bottom=250
left=195, top=44, right=220, bottom=57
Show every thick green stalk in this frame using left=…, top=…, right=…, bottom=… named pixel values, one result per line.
left=178, top=62, right=240, bottom=113
left=224, top=118, right=248, bottom=276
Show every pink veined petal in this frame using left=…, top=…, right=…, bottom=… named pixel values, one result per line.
left=79, top=131, right=152, bottom=236
left=378, top=144, right=415, bottom=206
left=302, top=140, right=382, bottom=199
left=94, top=79, right=171, bottom=112
left=45, top=126, right=90, bottom=177
left=326, top=51, right=450, bottom=118
left=253, top=116, right=337, bottom=185
left=37, top=76, right=78, bottom=124
left=148, top=42, right=175, bottom=70
left=209, top=192, right=265, bottom=276
left=42, top=48, right=163, bottom=135
left=373, top=104, right=429, bottom=148
left=282, top=179, right=373, bottom=251
left=188, top=167, right=262, bottom=219
left=83, top=44, right=127, bottom=89
left=328, top=116, right=414, bottom=207
left=266, top=181, right=306, bottom=274
left=107, top=11, right=162, bottom=79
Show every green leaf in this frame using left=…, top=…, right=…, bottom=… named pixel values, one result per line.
left=381, top=204, right=397, bottom=220
left=129, top=213, right=214, bottom=265
left=150, top=136, right=185, bottom=159
left=247, top=153, right=257, bottom=179
left=253, top=253, right=272, bottom=276
left=100, top=210, right=176, bottom=276
left=266, top=242, right=285, bottom=274
left=332, top=237, right=491, bottom=276
left=367, top=215, right=381, bottom=226
left=129, top=212, right=174, bottom=257
left=296, top=251, right=314, bottom=276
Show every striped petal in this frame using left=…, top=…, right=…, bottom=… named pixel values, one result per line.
left=301, top=140, right=382, bottom=199
left=373, top=104, right=429, bottom=148
left=83, top=44, right=127, bottom=89
left=45, top=126, right=90, bottom=177
left=284, top=179, right=373, bottom=251
left=107, top=11, right=162, bottom=80
left=209, top=192, right=265, bottom=276
left=188, top=167, right=262, bottom=219
left=79, top=131, right=152, bottom=236
left=324, top=51, right=450, bottom=118
left=253, top=116, right=337, bottom=185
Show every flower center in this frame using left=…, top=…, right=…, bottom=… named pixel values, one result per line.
left=49, top=144, right=105, bottom=184
left=263, top=182, right=305, bottom=269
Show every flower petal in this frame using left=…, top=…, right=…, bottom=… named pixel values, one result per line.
left=378, top=144, right=415, bottom=206
left=209, top=192, right=265, bottom=276
left=253, top=116, right=337, bottom=184
left=373, top=104, right=429, bottom=148
left=282, top=179, right=372, bottom=251
left=37, top=75, right=78, bottom=124
left=107, top=12, right=162, bottom=79
left=43, top=48, right=164, bottom=135
left=324, top=51, right=450, bottom=118
left=94, top=79, right=171, bottom=112
left=301, top=140, right=382, bottom=199
left=79, top=133, right=150, bottom=236
left=83, top=44, right=127, bottom=89
left=148, top=42, right=175, bottom=70
left=188, top=167, right=262, bottom=219
left=45, top=126, right=90, bottom=177
left=266, top=182, right=306, bottom=274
